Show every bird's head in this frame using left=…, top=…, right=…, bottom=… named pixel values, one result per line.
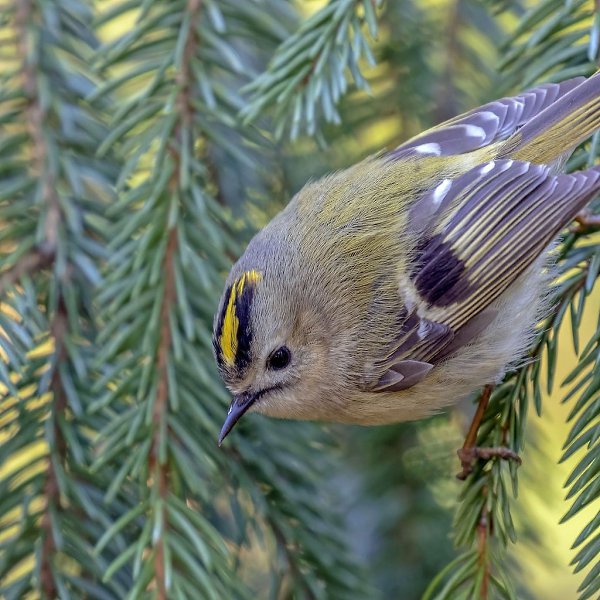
left=212, top=236, right=343, bottom=444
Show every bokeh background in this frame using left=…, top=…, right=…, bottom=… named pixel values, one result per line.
left=1, top=0, right=599, bottom=599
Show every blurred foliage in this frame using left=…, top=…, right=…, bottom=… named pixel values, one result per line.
left=0, top=0, right=599, bottom=599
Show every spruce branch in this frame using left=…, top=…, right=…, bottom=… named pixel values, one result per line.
left=147, top=2, right=202, bottom=595
left=40, top=301, right=69, bottom=599
left=498, top=7, right=600, bottom=598
left=151, top=230, right=177, bottom=600
left=93, top=0, right=231, bottom=595
left=91, top=0, right=260, bottom=596
left=1, top=0, right=118, bottom=596
left=4, top=0, right=60, bottom=302
left=13, top=3, right=67, bottom=596
left=427, top=234, right=598, bottom=598
left=559, top=238, right=600, bottom=600
left=241, top=0, right=382, bottom=139
left=14, top=0, right=62, bottom=253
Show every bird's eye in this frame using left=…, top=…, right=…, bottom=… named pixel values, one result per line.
left=267, top=346, right=291, bottom=370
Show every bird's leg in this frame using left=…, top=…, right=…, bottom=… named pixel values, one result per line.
left=456, top=384, right=521, bottom=480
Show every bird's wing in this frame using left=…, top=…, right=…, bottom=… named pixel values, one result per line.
left=374, top=159, right=600, bottom=392
left=388, top=77, right=584, bottom=159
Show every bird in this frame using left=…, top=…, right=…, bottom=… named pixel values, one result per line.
left=213, top=72, right=600, bottom=445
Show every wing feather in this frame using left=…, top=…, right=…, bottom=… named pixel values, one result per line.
left=414, top=160, right=600, bottom=330
left=389, top=78, right=584, bottom=159
left=375, top=159, right=600, bottom=392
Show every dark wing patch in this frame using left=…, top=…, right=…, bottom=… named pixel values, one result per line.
left=232, top=282, right=257, bottom=371
left=411, top=234, right=466, bottom=306
left=389, top=77, right=584, bottom=159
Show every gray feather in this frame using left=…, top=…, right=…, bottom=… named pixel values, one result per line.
left=374, top=360, right=433, bottom=392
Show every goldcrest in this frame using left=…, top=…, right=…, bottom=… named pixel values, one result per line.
left=213, top=73, right=600, bottom=444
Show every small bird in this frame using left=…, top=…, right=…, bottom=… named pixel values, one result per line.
left=213, top=73, right=600, bottom=445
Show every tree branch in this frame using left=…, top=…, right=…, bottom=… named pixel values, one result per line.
left=458, top=385, right=493, bottom=471
left=15, top=0, right=61, bottom=253
left=148, top=1, right=202, bottom=596
left=14, top=2, right=64, bottom=598
left=150, top=229, right=177, bottom=600
left=41, top=301, right=69, bottom=598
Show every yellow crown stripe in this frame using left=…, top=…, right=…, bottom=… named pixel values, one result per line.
left=220, top=286, right=239, bottom=366
left=219, top=270, right=262, bottom=366
left=243, top=270, right=262, bottom=286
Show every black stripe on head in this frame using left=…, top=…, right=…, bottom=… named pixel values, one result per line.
left=213, top=270, right=263, bottom=373
left=233, top=283, right=256, bottom=371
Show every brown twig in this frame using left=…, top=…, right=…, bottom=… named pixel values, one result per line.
left=150, top=229, right=177, bottom=600
left=570, top=208, right=600, bottom=233
left=456, top=385, right=492, bottom=480
left=463, top=385, right=492, bottom=450
left=15, top=1, right=61, bottom=253
left=458, top=446, right=521, bottom=479
left=40, top=302, right=69, bottom=597
left=14, top=2, right=64, bottom=597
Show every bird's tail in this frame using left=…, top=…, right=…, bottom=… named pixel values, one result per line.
left=506, top=71, right=600, bottom=164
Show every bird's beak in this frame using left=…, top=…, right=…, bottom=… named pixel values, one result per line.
left=218, top=391, right=258, bottom=446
